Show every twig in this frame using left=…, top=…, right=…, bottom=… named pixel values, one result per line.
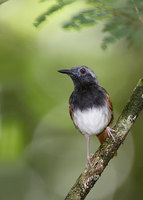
left=65, top=78, right=143, bottom=200
left=131, top=0, right=143, bottom=24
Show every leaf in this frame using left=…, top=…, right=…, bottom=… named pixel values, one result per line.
left=63, top=7, right=111, bottom=29
left=0, top=0, right=9, bottom=5
left=35, top=0, right=143, bottom=49
left=34, top=0, right=76, bottom=27
left=101, top=0, right=143, bottom=49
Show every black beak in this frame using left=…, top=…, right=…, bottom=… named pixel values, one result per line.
left=58, top=69, right=72, bottom=75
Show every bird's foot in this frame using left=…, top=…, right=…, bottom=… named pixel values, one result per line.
left=86, top=154, right=94, bottom=169
left=106, top=127, right=116, bottom=142
left=89, top=153, right=94, bottom=158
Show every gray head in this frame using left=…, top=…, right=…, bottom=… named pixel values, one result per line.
left=58, top=65, right=99, bottom=87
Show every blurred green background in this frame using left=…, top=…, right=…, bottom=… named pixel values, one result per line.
left=0, top=0, right=143, bottom=200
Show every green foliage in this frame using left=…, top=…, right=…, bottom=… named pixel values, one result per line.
left=35, top=0, right=143, bottom=49
left=34, top=0, right=76, bottom=27
left=62, top=7, right=110, bottom=29
left=34, top=0, right=110, bottom=28
left=0, top=0, right=9, bottom=5
left=102, top=0, right=143, bottom=48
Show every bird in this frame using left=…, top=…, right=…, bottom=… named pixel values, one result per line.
left=58, top=65, right=115, bottom=169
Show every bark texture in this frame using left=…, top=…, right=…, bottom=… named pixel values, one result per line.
left=65, top=78, right=143, bottom=200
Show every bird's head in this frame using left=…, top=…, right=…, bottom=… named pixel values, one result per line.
left=58, top=66, right=99, bottom=87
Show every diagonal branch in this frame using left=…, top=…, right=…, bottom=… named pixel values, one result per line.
left=65, top=78, right=143, bottom=200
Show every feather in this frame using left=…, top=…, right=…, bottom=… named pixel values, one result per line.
left=69, top=104, right=73, bottom=120
left=97, top=129, right=107, bottom=144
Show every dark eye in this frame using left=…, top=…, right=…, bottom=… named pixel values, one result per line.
left=80, top=68, right=86, bottom=74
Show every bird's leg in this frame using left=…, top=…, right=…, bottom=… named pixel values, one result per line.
left=85, top=135, right=93, bottom=169
left=106, top=127, right=116, bottom=142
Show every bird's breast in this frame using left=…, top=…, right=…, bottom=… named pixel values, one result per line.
left=72, top=105, right=111, bottom=136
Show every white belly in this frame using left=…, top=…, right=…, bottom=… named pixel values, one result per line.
left=73, top=105, right=111, bottom=136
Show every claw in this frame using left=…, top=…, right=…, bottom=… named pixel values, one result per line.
left=87, top=156, right=94, bottom=169
left=106, top=127, right=116, bottom=142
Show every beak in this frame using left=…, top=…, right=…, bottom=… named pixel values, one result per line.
left=58, top=69, right=72, bottom=75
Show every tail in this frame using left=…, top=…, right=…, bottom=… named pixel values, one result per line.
left=97, top=130, right=117, bottom=156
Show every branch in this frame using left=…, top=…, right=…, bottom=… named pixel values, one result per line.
left=65, top=78, right=143, bottom=200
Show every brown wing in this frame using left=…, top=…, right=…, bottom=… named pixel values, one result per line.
left=105, top=89, right=114, bottom=125
left=106, top=92, right=113, bottom=114
left=97, top=88, right=114, bottom=144
left=69, top=104, right=73, bottom=120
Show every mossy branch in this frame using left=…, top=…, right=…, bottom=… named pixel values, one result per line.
left=65, top=78, right=143, bottom=200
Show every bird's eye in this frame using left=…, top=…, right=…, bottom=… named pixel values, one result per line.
left=80, top=68, right=86, bottom=74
